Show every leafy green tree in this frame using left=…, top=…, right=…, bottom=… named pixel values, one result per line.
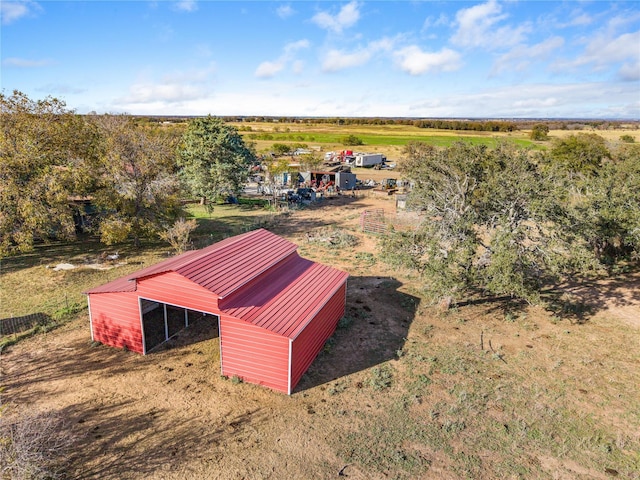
left=570, top=144, right=640, bottom=265
left=381, top=141, right=597, bottom=305
left=550, top=133, right=610, bottom=175
left=530, top=124, right=549, bottom=141
left=92, top=115, right=181, bottom=247
left=271, top=143, right=292, bottom=156
left=342, top=134, right=364, bottom=146
left=0, top=91, right=100, bottom=255
left=299, top=152, right=323, bottom=172
left=177, top=116, right=256, bottom=206
left=620, top=134, right=635, bottom=143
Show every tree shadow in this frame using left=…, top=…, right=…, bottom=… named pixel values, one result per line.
left=295, top=276, right=419, bottom=393
left=2, top=315, right=218, bottom=407
left=453, top=267, right=640, bottom=325
left=57, top=400, right=267, bottom=479
left=541, top=268, right=640, bottom=324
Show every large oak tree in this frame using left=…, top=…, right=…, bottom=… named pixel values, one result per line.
left=177, top=116, right=255, bottom=206
left=0, top=91, right=100, bottom=255
left=381, top=141, right=601, bottom=305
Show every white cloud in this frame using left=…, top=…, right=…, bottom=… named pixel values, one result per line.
left=116, top=64, right=216, bottom=105
left=618, top=61, right=640, bottom=82
left=174, top=0, right=197, bottom=13
left=566, top=12, right=592, bottom=27
left=1, top=0, right=40, bottom=25
left=255, top=39, right=310, bottom=78
left=311, top=1, right=360, bottom=34
left=422, top=13, right=449, bottom=32
left=583, top=30, right=640, bottom=68
left=2, top=57, right=52, bottom=67
left=407, top=82, right=640, bottom=119
left=322, top=49, right=372, bottom=72
left=108, top=80, right=640, bottom=119
left=555, top=30, right=640, bottom=80
left=451, top=0, right=530, bottom=49
left=292, top=60, right=305, bottom=75
left=283, top=39, right=310, bottom=55
left=321, top=37, right=395, bottom=73
left=36, top=84, right=86, bottom=95
left=492, top=36, right=565, bottom=75
left=394, top=46, right=462, bottom=76
left=276, top=4, right=294, bottom=19
left=125, top=83, right=203, bottom=103
left=255, top=61, right=284, bottom=79
left=406, top=82, right=640, bottom=118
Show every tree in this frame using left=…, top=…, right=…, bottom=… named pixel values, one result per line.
left=550, top=133, right=610, bottom=175
left=530, top=123, right=549, bottom=141
left=271, top=143, right=292, bottom=156
left=570, top=144, right=640, bottom=265
left=177, top=116, right=255, bottom=206
left=299, top=152, right=323, bottom=172
left=0, top=91, right=100, bottom=256
left=381, top=141, right=597, bottom=305
left=92, top=115, right=182, bottom=247
left=264, top=156, right=292, bottom=204
left=342, top=134, right=364, bottom=146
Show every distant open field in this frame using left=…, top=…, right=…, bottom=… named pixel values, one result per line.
left=234, top=121, right=640, bottom=162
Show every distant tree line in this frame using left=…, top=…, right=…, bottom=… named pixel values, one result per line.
left=139, top=115, right=639, bottom=134
left=412, top=119, right=518, bottom=132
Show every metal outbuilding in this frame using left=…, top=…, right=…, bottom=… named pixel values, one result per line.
left=85, top=229, right=348, bottom=394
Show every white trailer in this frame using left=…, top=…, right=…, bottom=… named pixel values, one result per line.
left=354, top=153, right=385, bottom=167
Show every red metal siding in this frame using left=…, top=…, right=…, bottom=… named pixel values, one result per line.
left=219, top=315, right=290, bottom=394
left=136, top=272, right=219, bottom=312
left=290, top=282, right=347, bottom=391
left=89, top=292, right=143, bottom=353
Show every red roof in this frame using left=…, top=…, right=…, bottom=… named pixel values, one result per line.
left=220, top=252, right=348, bottom=338
left=86, top=229, right=297, bottom=297
left=85, top=229, right=349, bottom=339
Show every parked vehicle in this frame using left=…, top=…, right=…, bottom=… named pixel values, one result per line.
left=354, top=153, right=385, bottom=167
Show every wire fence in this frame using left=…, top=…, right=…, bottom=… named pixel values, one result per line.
left=1, top=294, right=86, bottom=337
left=0, top=313, right=51, bottom=336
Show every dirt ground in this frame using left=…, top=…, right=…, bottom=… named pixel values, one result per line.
left=2, top=188, right=639, bottom=479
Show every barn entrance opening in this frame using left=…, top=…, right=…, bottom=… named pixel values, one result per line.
left=140, top=298, right=218, bottom=353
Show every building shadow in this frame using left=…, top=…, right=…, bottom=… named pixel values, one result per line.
left=294, top=276, right=419, bottom=393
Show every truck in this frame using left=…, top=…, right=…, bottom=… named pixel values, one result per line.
left=354, top=153, right=386, bottom=168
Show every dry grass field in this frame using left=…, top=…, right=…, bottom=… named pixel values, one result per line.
left=2, top=190, right=639, bottom=479
left=234, top=121, right=640, bottom=162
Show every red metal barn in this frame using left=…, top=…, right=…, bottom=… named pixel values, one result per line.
left=85, top=229, right=348, bottom=394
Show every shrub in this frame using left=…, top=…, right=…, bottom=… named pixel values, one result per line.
left=0, top=410, right=75, bottom=480
left=159, top=218, right=198, bottom=254
left=369, top=365, right=393, bottom=390
left=342, top=134, right=364, bottom=146
left=529, top=124, right=549, bottom=141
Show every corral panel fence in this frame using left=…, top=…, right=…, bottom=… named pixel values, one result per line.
left=360, top=209, right=386, bottom=234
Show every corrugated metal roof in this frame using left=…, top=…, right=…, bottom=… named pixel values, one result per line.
left=86, top=228, right=348, bottom=339
left=85, top=229, right=297, bottom=296
left=220, top=252, right=349, bottom=339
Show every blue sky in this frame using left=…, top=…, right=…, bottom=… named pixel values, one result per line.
left=2, top=0, right=639, bottom=118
